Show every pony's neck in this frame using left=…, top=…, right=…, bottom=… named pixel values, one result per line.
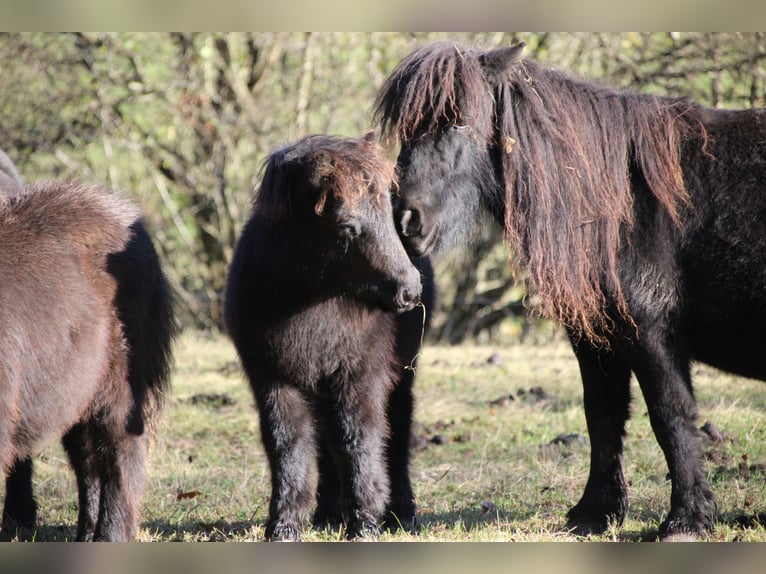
left=485, top=57, right=700, bottom=341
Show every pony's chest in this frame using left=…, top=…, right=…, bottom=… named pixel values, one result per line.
left=263, top=299, right=393, bottom=376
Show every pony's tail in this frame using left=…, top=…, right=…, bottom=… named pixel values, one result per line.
left=110, top=220, right=178, bottom=436
left=139, top=245, right=176, bottom=418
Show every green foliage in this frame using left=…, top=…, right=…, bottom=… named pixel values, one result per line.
left=1, top=32, right=766, bottom=337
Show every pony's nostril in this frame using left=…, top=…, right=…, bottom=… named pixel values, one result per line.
left=400, top=209, right=423, bottom=238
left=398, top=273, right=423, bottom=309
left=396, top=288, right=419, bottom=312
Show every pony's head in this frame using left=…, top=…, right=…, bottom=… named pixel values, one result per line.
left=255, top=133, right=422, bottom=313
left=374, top=41, right=525, bottom=257
left=375, top=40, right=700, bottom=341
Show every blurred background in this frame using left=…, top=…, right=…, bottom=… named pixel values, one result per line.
left=2, top=32, right=765, bottom=342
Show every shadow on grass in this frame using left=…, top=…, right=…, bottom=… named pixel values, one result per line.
left=141, top=518, right=260, bottom=541
left=0, top=519, right=260, bottom=542
left=7, top=509, right=764, bottom=542
left=718, top=510, right=766, bottom=530
left=415, top=502, right=673, bottom=542
left=414, top=504, right=545, bottom=539
left=1, top=522, right=77, bottom=542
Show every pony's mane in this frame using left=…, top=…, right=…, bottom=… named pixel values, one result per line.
left=375, top=42, right=494, bottom=144
left=255, top=134, right=395, bottom=223
left=375, top=42, right=707, bottom=341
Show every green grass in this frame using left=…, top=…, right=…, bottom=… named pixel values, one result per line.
left=8, top=331, right=766, bottom=541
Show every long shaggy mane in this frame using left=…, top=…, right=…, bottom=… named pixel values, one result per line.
left=375, top=41, right=707, bottom=341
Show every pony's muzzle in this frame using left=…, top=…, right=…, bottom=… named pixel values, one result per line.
left=399, top=208, right=422, bottom=238
left=394, top=265, right=423, bottom=313
left=397, top=208, right=439, bottom=257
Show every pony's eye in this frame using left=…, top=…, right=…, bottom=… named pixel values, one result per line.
left=452, top=123, right=469, bottom=132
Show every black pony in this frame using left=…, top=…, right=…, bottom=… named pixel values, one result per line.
left=225, top=134, right=433, bottom=540
left=375, top=40, right=766, bottom=539
left=0, top=179, right=175, bottom=541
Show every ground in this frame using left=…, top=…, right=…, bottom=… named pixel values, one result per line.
left=7, top=330, right=766, bottom=541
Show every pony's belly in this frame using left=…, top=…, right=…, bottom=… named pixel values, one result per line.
left=683, top=249, right=766, bottom=380
left=688, top=311, right=766, bottom=381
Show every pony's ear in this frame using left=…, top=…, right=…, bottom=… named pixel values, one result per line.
left=308, top=149, right=335, bottom=215
left=362, top=130, right=377, bottom=143
left=479, top=42, right=526, bottom=79
left=309, top=149, right=335, bottom=188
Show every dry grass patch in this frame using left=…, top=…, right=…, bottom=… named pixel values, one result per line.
left=6, top=331, right=766, bottom=541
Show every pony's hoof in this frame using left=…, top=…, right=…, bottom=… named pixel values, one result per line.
left=565, top=505, right=612, bottom=537
left=661, top=532, right=699, bottom=542
left=382, top=507, right=417, bottom=533
left=266, top=523, right=302, bottom=542
left=347, top=512, right=381, bottom=541
left=565, top=518, right=607, bottom=537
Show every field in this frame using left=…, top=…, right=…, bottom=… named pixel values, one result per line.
left=7, top=330, right=766, bottom=542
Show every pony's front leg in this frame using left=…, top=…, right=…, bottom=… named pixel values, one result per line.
left=632, top=342, right=716, bottom=539
left=91, top=424, right=148, bottom=542
left=333, top=373, right=390, bottom=540
left=257, top=384, right=316, bottom=542
left=566, top=338, right=632, bottom=535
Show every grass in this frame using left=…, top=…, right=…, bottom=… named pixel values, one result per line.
left=7, top=330, right=766, bottom=542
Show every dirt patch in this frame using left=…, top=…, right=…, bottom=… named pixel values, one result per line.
left=186, top=393, right=237, bottom=409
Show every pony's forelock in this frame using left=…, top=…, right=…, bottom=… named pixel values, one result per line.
left=374, top=42, right=494, bottom=145
left=255, top=135, right=395, bottom=223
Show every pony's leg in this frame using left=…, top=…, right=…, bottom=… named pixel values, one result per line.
left=383, top=365, right=416, bottom=532
left=62, top=423, right=101, bottom=541
left=631, top=341, right=716, bottom=539
left=333, top=375, right=390, bottom=540
left=313, top=435, right=344, bottom=529
left=2, top=458, right=37, bottom=534
left=256, top=384, right=316, bottom=542
left=0, top=390, right=25, bottom=537
left=566, top=339, right=632, bottom=535
left=87, top=421, right=147, bottom=542
left=384, top=291, right=430, bottom=533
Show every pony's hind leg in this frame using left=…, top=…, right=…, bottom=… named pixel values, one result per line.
left=566, top=338, right=632, bottom=536
left=62, top=422, right=101, bottom=541
left=383, top=365, right=416, bottom=532
left=313, top=434, right=344, bottom=530
left=256, top=384, right=316, bottom=542
left=385, top=283, right=431, bottom=533
left=94, top=425, right=148, bottom=541
left=2, top=458, right=37, bottom=536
